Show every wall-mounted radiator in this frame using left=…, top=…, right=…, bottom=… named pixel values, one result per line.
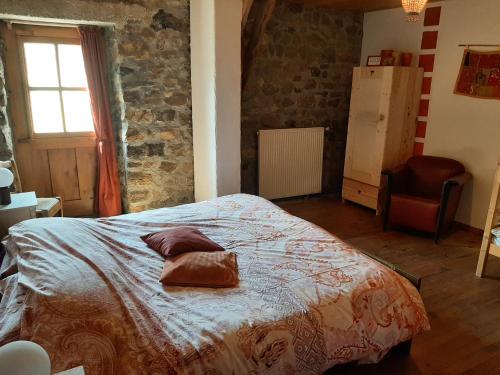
left=258, top=127, right=324, bottom=200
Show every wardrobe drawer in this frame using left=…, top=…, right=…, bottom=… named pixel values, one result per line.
left=343, top=178, right=379, bottom=198
left=342, top=178, right=379, bottom=210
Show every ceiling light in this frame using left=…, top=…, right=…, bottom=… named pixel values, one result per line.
left=402, top=0, right=429, bottom=22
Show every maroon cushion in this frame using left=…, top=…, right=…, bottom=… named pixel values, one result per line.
left=141, top=226, right=224, bottom=257
left=406, top=156, right=465, bottom=200
left=389, top=194, right=440, bottom=233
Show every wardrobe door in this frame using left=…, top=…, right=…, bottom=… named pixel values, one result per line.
left=344, top=67, right=391, bottom=187
left=382, top=67, right=422, bottom=170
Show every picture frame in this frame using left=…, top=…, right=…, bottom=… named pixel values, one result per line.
left=366, top=55, right=382, bottom=66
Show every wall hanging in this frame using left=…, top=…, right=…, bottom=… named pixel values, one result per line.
left=455, top=48, right=500, bottom=100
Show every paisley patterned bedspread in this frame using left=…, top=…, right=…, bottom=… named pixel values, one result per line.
left=0, top=194, right=429, bottom=374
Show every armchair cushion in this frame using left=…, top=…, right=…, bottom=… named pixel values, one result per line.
left=406, top=156, right=466, bottom=200
left=389, top=194, right=440, bottom=233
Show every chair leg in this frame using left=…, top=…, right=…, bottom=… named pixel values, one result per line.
left=56, top=197, right=64, bottom=217
left=435, top=183, right=453, bottom=245
left=383, top=207, right=390, bottom=232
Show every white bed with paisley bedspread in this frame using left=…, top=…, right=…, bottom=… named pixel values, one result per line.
left=0, top=194, right=429, bottom=374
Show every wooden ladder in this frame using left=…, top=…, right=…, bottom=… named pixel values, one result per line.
left=476, top=158, right=500, bottom=277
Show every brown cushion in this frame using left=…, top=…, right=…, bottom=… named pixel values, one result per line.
left=406, top=156, right=465, bottom=200
left=141, top=226, right=224, bottom=257
left=160, top=252, right=238, bottom=288
left=389, top=194, right=440, bottom=233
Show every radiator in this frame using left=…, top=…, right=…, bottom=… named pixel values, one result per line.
left=258, top=127, right=324, bottom=200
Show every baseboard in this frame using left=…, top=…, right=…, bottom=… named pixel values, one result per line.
left=453, top=221, right=484, bottom=236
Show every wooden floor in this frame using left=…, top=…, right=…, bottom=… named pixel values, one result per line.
left=277, top=196, right=500, bottom=375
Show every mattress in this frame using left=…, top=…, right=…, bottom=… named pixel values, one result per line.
left=0, top=194, right=429, bottom=374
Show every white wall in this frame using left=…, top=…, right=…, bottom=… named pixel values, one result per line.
left=191, top=0, right=218, bottom=201
left=425, top=0, right=500, bottom=229
left=362, top=0, right=500, bottom=229
left=361, top=6, right=424, bottom=67
left=214, top=0, right=243, bottom=197
left=190, top=0, right=242, bottom=202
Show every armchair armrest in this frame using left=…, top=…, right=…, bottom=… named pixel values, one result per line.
left=382, top=164, right=410, bottom=194
left=445, top=172, right=472, bottom=187
left=382, top=164, right=410, bottom=231
left=382, top=164, right=408, bottom=176
left=436, top=172, right=472, bottom=243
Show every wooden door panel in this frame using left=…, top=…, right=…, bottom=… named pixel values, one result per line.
left=63, top=199, right=95, bottom=218
left=382, top=67, right=422, bottom=170
left=29, top=148, right=53, bottom=197
left=17, top=146, right=53, bottom=197
left=344, top=67, right=388, bottom=187
left=76, top=147, right=97, bottom=200
left=349, top=119, right=378, bottom=182
left=15, top=143, right=53, bottom=196
left=18, top=143, right=97, bottom=216
left=16, top=143, right=96, bottom=216
left=48, top=148, right=81, bottom=201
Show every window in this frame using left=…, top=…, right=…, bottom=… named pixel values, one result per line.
left=21, top=39, right=94, bottom=134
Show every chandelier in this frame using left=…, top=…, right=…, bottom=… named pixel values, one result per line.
left=402, top=0, right=429, bottom=22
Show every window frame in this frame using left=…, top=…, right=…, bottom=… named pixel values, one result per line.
left=17, top=27, right=95, bottom=139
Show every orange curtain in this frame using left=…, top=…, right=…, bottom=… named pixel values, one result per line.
left=79, top=27, right=122, bottom=217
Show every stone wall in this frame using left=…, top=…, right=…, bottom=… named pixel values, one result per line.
left=241, top=1, right=363, bottom=195
left=0, top=40, right=14, bottom=161
left=112, top=8, right=193, bottom=212
left=0, top=0, right=193, bottom=212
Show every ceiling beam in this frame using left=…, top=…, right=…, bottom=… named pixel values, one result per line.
left=242, top=0, right=254, bottom=28
left=242, top=0, right=277, bottom=88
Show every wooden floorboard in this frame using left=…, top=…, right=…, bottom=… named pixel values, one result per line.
left=276, top=196, right=500, bottom=375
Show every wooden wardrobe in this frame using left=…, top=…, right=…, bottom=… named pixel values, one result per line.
left=342, top=66, right=423, bottom=214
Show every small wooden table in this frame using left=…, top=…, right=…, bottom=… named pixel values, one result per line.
left=0, top=192, right=37, bottom=237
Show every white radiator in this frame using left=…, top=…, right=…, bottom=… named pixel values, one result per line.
left=258, top=127, right=324, bottom=200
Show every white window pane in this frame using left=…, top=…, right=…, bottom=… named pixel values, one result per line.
left=30, top=91, right=64, bottom=133
left=58, top=44, right=88, bottom=88
left=62, top=91, right=94, bottom=132
left=23, top=43, right=59, bottom=87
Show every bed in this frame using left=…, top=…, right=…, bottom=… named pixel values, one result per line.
left=0, top=194, right=429, bottom=374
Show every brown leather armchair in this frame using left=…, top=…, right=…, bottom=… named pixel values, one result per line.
left=383, top=156, right=471, bottom=243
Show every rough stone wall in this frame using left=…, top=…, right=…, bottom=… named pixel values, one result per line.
left=0, top=0, right=193, bottom=212
left=112, top=9, right=193, bottom=212
left=0, top=40, right=14, bottom=161
left=241, top=1, right=363, bottom=195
